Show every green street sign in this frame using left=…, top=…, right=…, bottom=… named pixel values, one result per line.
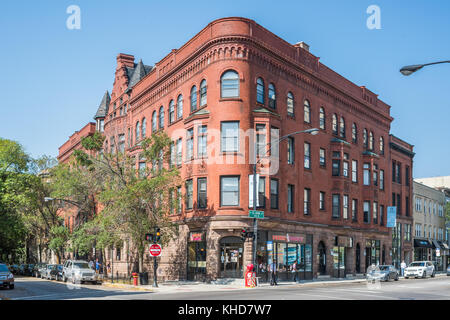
left=249, top=210, right=264, bottom=219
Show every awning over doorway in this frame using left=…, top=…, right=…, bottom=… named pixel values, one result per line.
left=413, top=239, right=433, bottom=248
left=432, top=240, right=441, bottom=250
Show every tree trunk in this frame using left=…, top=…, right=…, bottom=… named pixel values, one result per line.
left=138, top=249, right=144, bottom=273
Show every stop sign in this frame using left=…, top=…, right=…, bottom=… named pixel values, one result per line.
left=149, top=244, right=162, bottom=257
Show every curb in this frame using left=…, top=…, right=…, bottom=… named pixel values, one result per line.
left=101, top=282, right=153, bottom=292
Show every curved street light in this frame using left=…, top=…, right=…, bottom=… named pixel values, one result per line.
left=400, top=60, right=450, bottom=76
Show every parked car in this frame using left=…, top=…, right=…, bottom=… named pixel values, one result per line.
left=9, top=264, right=19, bottom=275
left=447, top=265, right=450, bottom=276
left=26, top=264, right=35, bottom=276
left=38, top=264, right=48, bottom=278
left=50, top=264, right=63, bottom=281
left=404, top=261, right=435, bottom=279
left=0, top=263, right=14, bottom=289
left=366, top=265, right=399, bottom=282
left=32, top=263, right=46, bottom=277
left=62, top=260, right=97, bottom=284
left=42, top=264, right=56, bottom=279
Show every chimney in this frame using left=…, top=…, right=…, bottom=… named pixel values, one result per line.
left=116, top=53, right=135, bottom=69
left=294, top=41, right=310, bottom=52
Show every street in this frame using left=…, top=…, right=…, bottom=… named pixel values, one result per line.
left=1, top=276, right=449, bottom=300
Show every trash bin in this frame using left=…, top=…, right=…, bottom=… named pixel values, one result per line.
left=139, top=272, right=149, bottom=285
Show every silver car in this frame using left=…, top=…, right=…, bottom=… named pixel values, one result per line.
left=367, top=265, right=399, bottom=282
left=62, top=260, right=97, bottom=284
left=43, top=264, right=55, bottom=279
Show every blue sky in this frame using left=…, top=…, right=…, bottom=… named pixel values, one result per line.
left=1, top=0, right=449, bottom=178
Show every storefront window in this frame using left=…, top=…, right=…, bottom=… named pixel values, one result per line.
left=187, top=232, right=207, bottom=281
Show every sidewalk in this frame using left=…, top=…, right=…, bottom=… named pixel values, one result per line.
left=100, top=273, right=447, bottom=294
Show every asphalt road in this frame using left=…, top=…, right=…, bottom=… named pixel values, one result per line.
left=1, top=275, right=449, bottom=300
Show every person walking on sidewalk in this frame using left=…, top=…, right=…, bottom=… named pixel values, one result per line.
left=269, top=261, right=277, bottom=286
left=400, top=260, right=406, bottom=277
left=291, top=261, right=298, bottom=282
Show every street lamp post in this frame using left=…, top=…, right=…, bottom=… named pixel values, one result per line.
left=251, top=128, right=319, bottom=274
left=400, top=60, right=450, bottom=76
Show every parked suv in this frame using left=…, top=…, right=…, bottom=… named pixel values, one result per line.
left=62, top=260, right=97, bottom=284
left=404, top=261, right=435, bottom=279
left=0, top=263, right=14, bottom=289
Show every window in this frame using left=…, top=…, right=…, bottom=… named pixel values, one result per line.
left=177, top=94, right=183, bottom=120
left=256, top=176, right=266, bottom=208
left=176, top=138, right=182, bottom=166
left=319, top=148, right=326, bottom=167
left=304, top=142, right=311, bottom=169
left=352, top=199, right=358, bottom=221
left=221, top=70, right=239, bottom=98
left=373, top=164, right=378, bottom=186
left=116, top=247, right=121, bottom=261
left=99, top=119, right=104, bottom=132
left=332, top=194, right=340, bottom=218
left=142, top=117, right=147, bottom=138
left=332, top=114, right=338, bottom=135
left=373, top=202, right=378, bottom=224
left=135, top=121, right=140, bottom=143
left=197, top=178, right=207, bottom=209
left=379, top=136, right=384, bottom=154
left=343, top=195, right=349, bottom=219
left=380, top=205, right=384, bottom=226
left=287, top=92, right=294, bottom=116
left=287, top=184, right=294, bottom=213
left=397, top=193, right=401, bottom=215
left=152, top=111, right=157, bottom=132
left=200, top=79, right=207, bottom=106
left=369, top=131, right=374, bottom=150
left=159, top=106, right=164, bottom=129
left=320, top=192, right=325, bottom=210
left=220, top=176, right=240, bottom=206
left=304, top=100, right=310, bottom=123
left=351, top=160, right=358, bottom=182
left=138, top=161, right=146, bottom=178
left=406, top=196, right=410, bottom=216
left=186, top=128, right=194, bottom=160
left=270, top=179, right=279, bottom=209
left=124, top=104, right=127, bottom=114
left=198, top=125, right=207, bottom=158
left=185, top=179, right=193, bottom=210
left=268, top=83, right=276, bottom=109
left=343, top=161, right=349, bottom=178
left=405, top=166, right=410, bottom=186
left=339, top=117, right=345, bottom=138
left=319, top=107, right=325, bottom=129
left=256, top=124, right=267, bottom=156
left=363, top=163, right=370, bottom=185
left=352, top=123, right=357, bottom=143
left=304, top=188, right=311, bottom=215
left=256, top=78, right=264, bottom=104
left=190, top=85, right=197, bottom=112
left=127, top=128, right=131, bottom=147
left=396, top=162, right=401, bottom=184
left=332, top=159, right=340, bottom=176
left=380, top=169, right=385, bottom=190
left=169, top=100, right=175, bottom=124
left=118, top=134, right=125, bottom=153
left=177, top=186, right=182, bottom=213
left=221, top=122, right=239, bottom=152
left=363, top=201, right=370, bottom=223
left=287, top=137, right=295, bottom=164
left=404, top=224, right=411, bottom=241
left=363, top=129, right=368, bottom=148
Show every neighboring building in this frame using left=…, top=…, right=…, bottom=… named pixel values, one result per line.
left=58, top=17, right=414, bottom=281
left=412, top=181, right=447, bottom=271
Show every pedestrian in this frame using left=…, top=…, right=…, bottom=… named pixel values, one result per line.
left=269, top=261, right=277, bottom=286
left=95, top=259, right=100, bottom=274
left=401, top=260, right=406, bottom=277
left=292, top=262, right=298, bottom=282
left=89, top=260, right=94, bottom=270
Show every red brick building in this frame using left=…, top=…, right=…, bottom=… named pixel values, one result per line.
left=58, top=17, right=414, bottom=281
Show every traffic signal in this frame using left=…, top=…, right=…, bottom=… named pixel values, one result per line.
left=240, top=228, right=248, bottom=241
left=145, top=233, right=153, bottom=242
left=155, top=228, right=161, bottom=243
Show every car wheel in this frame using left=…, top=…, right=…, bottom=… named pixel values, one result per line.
left=431, top=271, right=435, bottom=278
left=405, top=276, right=408, bottom=279
left=395, top=275, right=399, bottom=281
left=71, top=276, right=76, bottom=284
left=9, top=284, right=14, bottom=290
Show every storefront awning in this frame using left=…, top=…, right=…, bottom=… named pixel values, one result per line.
left=441, top=242, right=449, bottom=250
left=414, top=239, right=433, bottom=248
left=432, top=240, right=440, bottom=249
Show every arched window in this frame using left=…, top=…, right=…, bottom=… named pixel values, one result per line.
left=369, top=131, right=374, bottom=150
left=352, top=123, right=357, bottom=143
left=332, top=114, right=338, bottom=135
left=221, top=70, right=239, bottom=98
left=363, top=129, right=368, bottom=147
left=135, top=121, right=140, bottom=143
left=256, top=77, right=264, bottom=104
left=287, top=92, right=294, bottom=116
left=142, top=118, right=147, bottom=138
left=159, top=106, right=164, bottom=129
left=340, top=117, right=345, bottom=138
left=169, top=100, right=175, bottom=124
left=200, top=79, right=207, bottom=106
left=268, top=83, right=276, bottom=109
left=152, top=111, right=157, bottom=132
left=319, top=107, right=325, bottom=129
left=190, top=85, right=197, bottom=112
left=177, top=94, right=183, bottom=119
left=379, top=136, right=384, bottom=154
left=304, top=100, right=311, bottom=123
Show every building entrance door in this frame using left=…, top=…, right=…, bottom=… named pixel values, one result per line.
left=219, top=237, right=244, bottom=278
left=355, top=243, right=361, bottom=273
left=318, top=241, right=327, bottom=275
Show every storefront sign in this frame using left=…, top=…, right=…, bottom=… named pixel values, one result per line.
left=189, top=232, right=204, bottom=242
left=436, top=248, right=440, bottom=257
left=271, top=233, right=305, bottom=243
left=386, top=206, right=397, bottom=227
left=338, top=236, right=353, bottom=248
left=266, top=241, right=273, bottom=251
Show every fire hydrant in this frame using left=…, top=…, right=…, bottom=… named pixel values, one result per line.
left=132, top=272, right=139, bottom=286
left=245, top=264, right=257, bottom=288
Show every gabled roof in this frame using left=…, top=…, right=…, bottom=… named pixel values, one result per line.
left=94, top=91, right=111, bottom=119
left=126, top=59, right=153, bottom=92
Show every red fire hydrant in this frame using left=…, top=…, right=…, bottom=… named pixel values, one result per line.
left=132, top=272, right=138, bottom=286
left=245, top=264, right=257, bottom=288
